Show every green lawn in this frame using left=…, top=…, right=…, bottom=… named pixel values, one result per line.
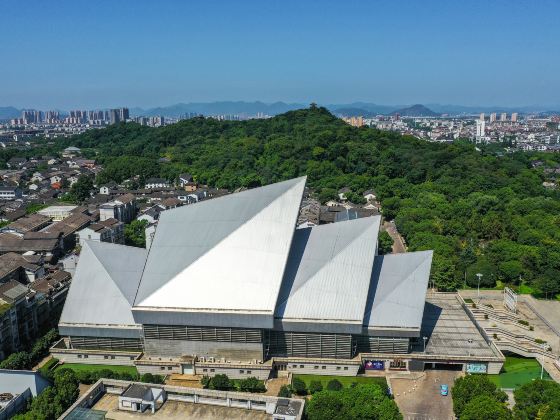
left=56, top=363, right=138, bottom=375
left=488, top=356, right=551, bottom=389
left=294, top=374, right=387, bottom=391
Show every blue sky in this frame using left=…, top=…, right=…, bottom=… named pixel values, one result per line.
left=1, top=0, right=559, bottom=109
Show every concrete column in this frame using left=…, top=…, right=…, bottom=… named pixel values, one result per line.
left=194, top=394, right=199, bottom=404
left=227, top=398, right=231, bottom=407
left=247, top=400, right=252, bottom=410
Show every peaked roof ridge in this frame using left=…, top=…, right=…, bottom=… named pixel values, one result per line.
left=134, top=176, right=307, bottom=310
left=85, top=240, right=147, bottom=305
left=376, top=251, right=433, bottom=306
left=277, top=217, right=380, bottom=310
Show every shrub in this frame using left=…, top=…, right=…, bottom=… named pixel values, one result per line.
left=326, top=379, right=343, bottom=391
left=308, top=380, right=323, bottom=394
left=278, top=385, right=292, bottom=398
left=534, top=338, right=546, bottom=344
left=518, top=319, right=529, bottom=326
left=292, top=377, right=307, bottom=395
left=141, top=373, right=155, bottom=383
left=200, top=375, right=211, bottom=388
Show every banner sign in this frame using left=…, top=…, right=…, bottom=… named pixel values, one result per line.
left=364, top=360, right=384, bottom=370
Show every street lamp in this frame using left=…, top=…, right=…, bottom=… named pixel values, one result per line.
left=476, top=273, right=483, bottom=302
left=423, top=336, right=428, bottom=353
left=541, top=343, right=548, bottom=380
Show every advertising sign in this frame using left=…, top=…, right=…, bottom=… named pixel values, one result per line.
left=466, top=363, right=487, bottom=373
left=364, top=360, right=384, bottom=370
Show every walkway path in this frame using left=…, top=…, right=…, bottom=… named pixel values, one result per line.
left=383, top=220, right=406, bottom=253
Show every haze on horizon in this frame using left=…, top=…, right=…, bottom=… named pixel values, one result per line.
left=1, top=0, right=559, bottom=110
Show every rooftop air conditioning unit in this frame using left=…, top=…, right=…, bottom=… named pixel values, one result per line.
left=208, top=357, right=215, bottom=363
left=199, top=357, right=205, bottom=363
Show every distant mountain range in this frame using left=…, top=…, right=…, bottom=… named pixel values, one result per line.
left=1, top=102, right=559, bottom=121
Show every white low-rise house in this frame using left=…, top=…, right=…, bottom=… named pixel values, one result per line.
left=30, top=172, right=45, bottom=183
left=178, top=173, right=193, bottom=187
left=363, top=190, right=376, bottom=202
left=38, top=205, right=77, bottom=221
left=77, top=218, right=124, bottom=246
left=137, top=204, right=165, bottom=225
left=99, top=194, right=136, bottom=224
left=118, top=383, right=166, bottom=414
left=0, top=186, right=22, bottom=200
left=50, top=175, right=62, bottom=185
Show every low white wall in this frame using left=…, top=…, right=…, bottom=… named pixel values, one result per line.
left=286, top=362, right=360, bottom=376
left=52, top=350, right=138, bottom=366
left=195, top=365, right=271, bottom=380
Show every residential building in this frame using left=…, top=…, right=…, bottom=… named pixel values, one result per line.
left=77, top=219, right=124, bottom=246
left=500, top=112, right=507, bottom=122
left=0, top=370, right=51, bottom=420
left=178, top=174, right=193, bottom=187
left=99, top=194, right=136, bottom=224
left=0, top=186, right=22, bottom=200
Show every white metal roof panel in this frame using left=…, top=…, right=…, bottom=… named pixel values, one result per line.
left=275, top=216, right=380, bottom=324
left=59, top=241, right=147, bottom=328
left=134, top=177, right=306, bottom=314
left=364, top=251, right=433, bottom=330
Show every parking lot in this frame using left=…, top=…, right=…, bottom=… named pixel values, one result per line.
left=391, top=370, right=460, bottom=420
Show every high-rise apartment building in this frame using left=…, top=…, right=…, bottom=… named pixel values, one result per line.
left=511, top=112, right=518, bottom=122
left=500, top=113, right=507, bottom=122
left=476, top=119, right=485, bottom=137
left=489, top=113, right=496, bottom=122
left=479, top=113, right=485, bottom=121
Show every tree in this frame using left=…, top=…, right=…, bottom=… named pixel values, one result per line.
left=0, top=352, right=32, bottom=370
left=53, top=369, right=80, bottom=416
left=308, top=380, right=323, bottom=394
left=513, top=379, right=560, bottom=420
left=378, top=231, right=394, bottom=255
left=430, top=255, right=461, bottom=291
left=209, top=374, right=234, bottom=391
left=238, top=377, right=266, bottom=393
left=278, top=385, right=292, bottom=398
left=141, top=373, right=155, bottom=383
left=306, top=384, right=402, bottom=420
left=291, top=377, right=307, bottom=395
left=306, top=390, right=345, bottom=420
left=69, top=175, right=94, bottom=202
left=326, top=379, right=343, bottom=391
left=452, top=375, right=508, bottom=418
left=124, top=219, right=148, bottom=248
left=460, top=395, right=512, bottom=420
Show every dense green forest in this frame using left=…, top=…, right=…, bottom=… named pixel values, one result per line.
left=7, top=105, right=560, bottom=295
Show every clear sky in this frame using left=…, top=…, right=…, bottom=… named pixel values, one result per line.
left=1, top=0, right=559, bottom=109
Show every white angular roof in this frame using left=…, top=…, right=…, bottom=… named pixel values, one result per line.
left=59, top=241, right=147, bottom=329
left=133, top=177, right=306, bottom=315
left=276, top=216, right=380, bottom=328
left=364, top=251, right=433, bottom=331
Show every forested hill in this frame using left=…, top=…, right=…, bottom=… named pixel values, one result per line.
left=26, top=106, right=560, bottom=295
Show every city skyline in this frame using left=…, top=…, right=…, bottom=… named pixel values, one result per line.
left=1, top=0, right=559, bottom=109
